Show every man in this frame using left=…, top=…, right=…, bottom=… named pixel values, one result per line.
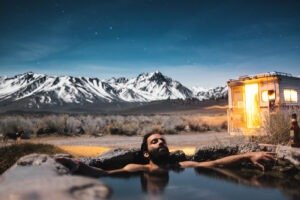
left=56, top=130, right=275, bottom=177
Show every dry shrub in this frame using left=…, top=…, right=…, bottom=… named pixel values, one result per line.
left=259, top=110, right=299, bottom=144
left=0, top=116, right=34, bottom=134
left=106, top=115, right=139, bottom=136
left=0, top=118, right=19, bottom=133
left=160, top=116, right=183, bottom=134
left=43, top=115, right=67, bottom=134
left=108, top=127, right=137, bottom=136
left=81, top=115, right=106, bottom=135
left=183, top=115, right=227, bottom=132
left=0, top=112, right=228, bottom=137
left=66, top=116, right=83, bottom=135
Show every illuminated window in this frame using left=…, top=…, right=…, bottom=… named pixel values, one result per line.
left=262, top=91, right=268, bottom=102
left=261, top=90, right=275, bottom=102
left=284, top=89, right=298, bottom=102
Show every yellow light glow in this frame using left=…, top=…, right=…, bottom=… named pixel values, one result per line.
left=245, top=84, right=260, bottom=128
left=262, top=90, right=275, bottom=102
left=262, top=91, right=268, bottom=102
left=284, top=89, right=298, bottom=102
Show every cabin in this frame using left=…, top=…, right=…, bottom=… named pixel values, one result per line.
left=227, top=72, right=300, bottom=136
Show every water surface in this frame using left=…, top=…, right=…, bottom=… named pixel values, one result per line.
left=100, top=168, right=298, bottom=200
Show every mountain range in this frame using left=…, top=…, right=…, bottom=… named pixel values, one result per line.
left=0, top=71, right=227, bottom=111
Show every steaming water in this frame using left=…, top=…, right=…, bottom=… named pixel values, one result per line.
left=100, top=168, right=293, bottom=200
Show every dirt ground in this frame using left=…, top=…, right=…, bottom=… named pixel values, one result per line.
left=24, top=131, right=246, bottom=156
left=29, top=131, right=242, bottom=147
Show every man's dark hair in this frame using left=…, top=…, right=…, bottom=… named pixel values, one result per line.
left=140, top=129, right=165, bottom=153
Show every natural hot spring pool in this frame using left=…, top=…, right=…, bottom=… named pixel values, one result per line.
left=100, top=168, right=300, bottom=200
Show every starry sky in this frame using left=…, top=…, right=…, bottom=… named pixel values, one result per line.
left=0, top=0, right=300, bottom=88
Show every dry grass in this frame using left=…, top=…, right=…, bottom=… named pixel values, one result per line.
left=0, top=143, right=65, bottom=174
left=183, top=114, right=227, bottom=132
left=0, top=113, right=227, bottom=137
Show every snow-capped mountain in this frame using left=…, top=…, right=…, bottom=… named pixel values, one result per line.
left=193, top=86, right=228, bottom=101
left=0, top=71, right=227, bottom=108
left=107, top=71, right=194, bottom=102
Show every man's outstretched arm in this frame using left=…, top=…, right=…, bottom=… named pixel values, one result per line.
left=55, top=157, right=148, bottom=177
left=179, top=152, right=275, bottom=171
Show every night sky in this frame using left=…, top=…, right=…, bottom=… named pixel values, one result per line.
left=0, top=0, right=300, bottom=87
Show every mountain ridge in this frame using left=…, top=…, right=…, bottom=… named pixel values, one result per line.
left=0, top=71, right=227, bottom=109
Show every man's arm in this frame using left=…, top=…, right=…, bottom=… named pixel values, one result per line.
left=179, top=152, right=275, bottom=171
left=56, top=157, right=148, bottom=177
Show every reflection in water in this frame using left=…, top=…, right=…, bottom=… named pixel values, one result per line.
left=101, top=168, right=300, bottom=200
left=194, top=167, right=300, bottom=200
left=141, top=171, right=169, bottom=195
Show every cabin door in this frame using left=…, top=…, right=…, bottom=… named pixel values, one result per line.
left=244, top=83, right=260, bottom=128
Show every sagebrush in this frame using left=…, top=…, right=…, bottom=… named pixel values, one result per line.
left=0, top=114, right=227, bottom=137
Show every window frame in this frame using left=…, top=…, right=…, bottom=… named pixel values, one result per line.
left=261, top=90, right=275, bottom=102
left=283, top=89, right=298, bottom=103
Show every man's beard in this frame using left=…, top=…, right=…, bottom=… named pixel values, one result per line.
left=148, top=146, right=170, bottom=165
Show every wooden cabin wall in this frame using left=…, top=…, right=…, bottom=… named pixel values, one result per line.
left=228, top=85, right=245, bottom=134
left=259, top=79, right=279, bottom=107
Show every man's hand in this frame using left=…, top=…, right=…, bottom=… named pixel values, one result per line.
left=246, top=152, right=276, bottom=171
left=55, top=157, right=108, bottom=177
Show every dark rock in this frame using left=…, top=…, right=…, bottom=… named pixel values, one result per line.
left=84, top=148, right=143, bottom=170
left=169, top=150, right=188, bottom=162
left=21, top=130, right=32, bottom=139
left=36, top=127, right=57, bottom=136
left=276, top=145, right=300, bottom=166
left=17, top=153, right=48, bottom=166
left=259, top=144, right=277, bottom=152
left=193, top=144, right=300, bottom=172
left=276, top=145, right=300, bottom=167
left=82, top=148, right=188, bottom=170
left=192, top=145, right=239, bottom=162
left=53, top=153, right=73, bottom=159
left=238, top=143, right=261, bottom=153
left=193, top=143, right=271, bottom=162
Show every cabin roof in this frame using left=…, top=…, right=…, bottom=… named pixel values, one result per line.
left=227, top=71, right=300, bottom=84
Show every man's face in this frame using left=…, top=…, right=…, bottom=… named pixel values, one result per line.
left=145, top=133, right=170, bottom=163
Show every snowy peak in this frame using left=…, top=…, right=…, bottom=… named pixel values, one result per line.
left=0, top=71, right=228, bottom=108
left=193, top=86, right=228, bottom=100
left=136, top=71, right=169, bottom=85
left=107, top=77, right=129, bottom=84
